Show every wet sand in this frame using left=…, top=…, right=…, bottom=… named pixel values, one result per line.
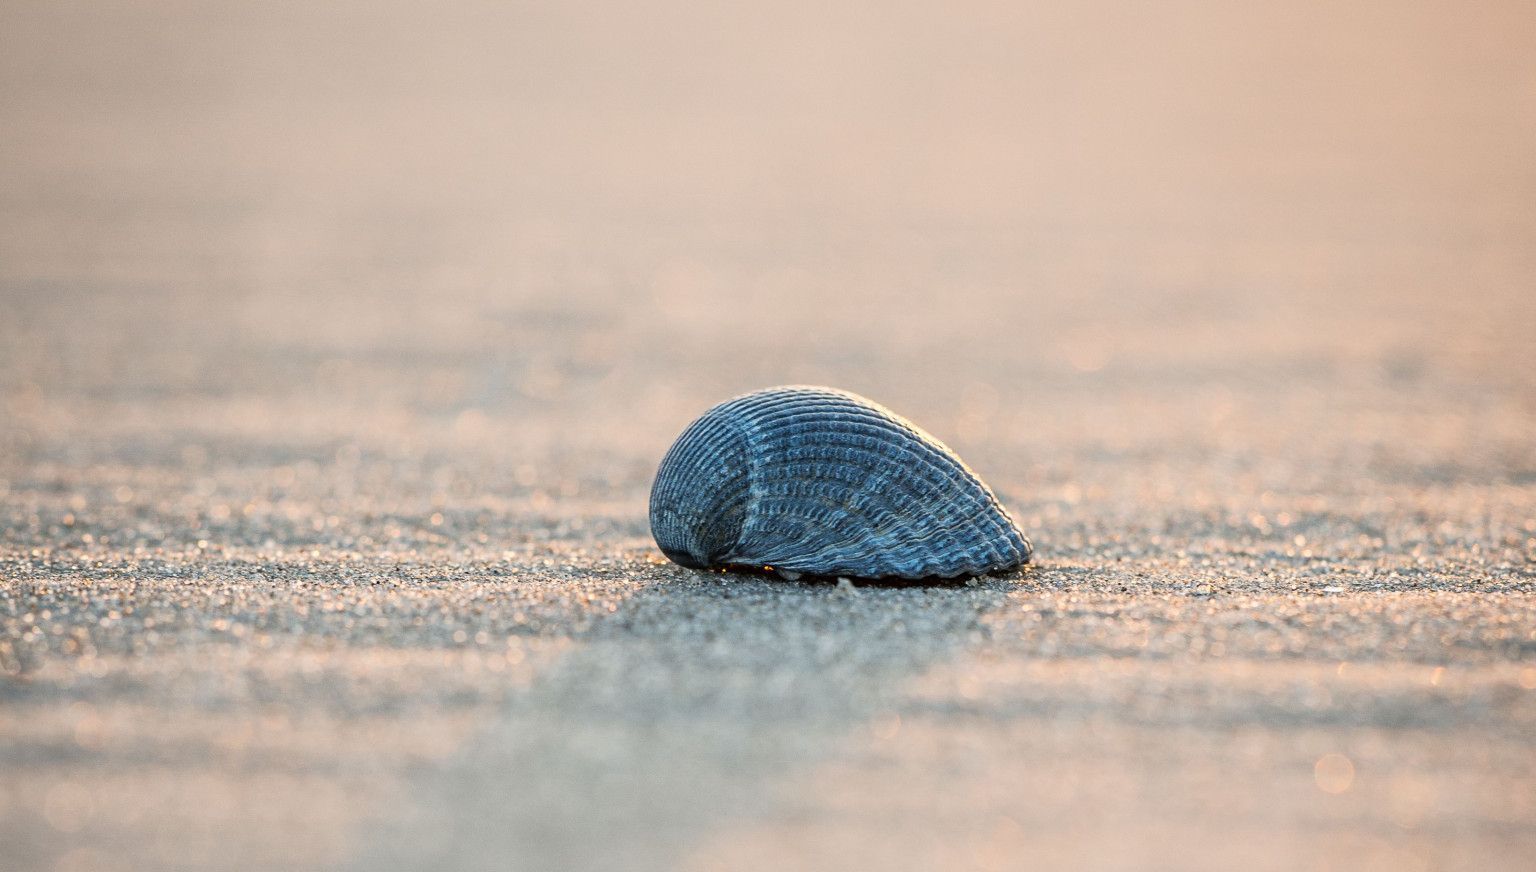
left=3, top=2, right=1535, bottom=870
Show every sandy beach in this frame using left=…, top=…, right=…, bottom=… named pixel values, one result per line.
left=3, top=2, right=1535, bottom=869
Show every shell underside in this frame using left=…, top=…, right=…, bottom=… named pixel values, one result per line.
left=649, top=386, right=1031, bottom=579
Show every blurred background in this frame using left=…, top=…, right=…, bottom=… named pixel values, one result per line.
left=4, top=0, right=1533, bottom=461
left=3, top=2, right=1535, bottom=870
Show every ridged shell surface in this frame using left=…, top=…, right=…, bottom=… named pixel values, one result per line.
left=649, top=386, right=1032, bottom=579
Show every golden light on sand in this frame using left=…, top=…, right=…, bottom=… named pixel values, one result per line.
left=1315, top=754, right=1356, bottom=795
left=1387, top=775, right=1437, bottom=830
left=870, top=712, right=902, bottom=742
left=974, top=815, right=1029, bottom=872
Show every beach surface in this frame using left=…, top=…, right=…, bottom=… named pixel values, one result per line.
left=3, top=2, right=1535, bottom=870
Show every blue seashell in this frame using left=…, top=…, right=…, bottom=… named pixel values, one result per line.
left=649, top=385, right=1032, bottom=579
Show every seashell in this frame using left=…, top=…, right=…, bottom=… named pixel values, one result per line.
left=649, top=385, right=1032, bottom=579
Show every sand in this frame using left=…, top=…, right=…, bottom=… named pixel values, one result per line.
left=3, top=2, right=1535, bottom=870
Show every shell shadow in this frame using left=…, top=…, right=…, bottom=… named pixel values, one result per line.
left=356, top=554, right=1036, bottom=872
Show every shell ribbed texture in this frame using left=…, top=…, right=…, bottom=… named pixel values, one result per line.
left=649, top=386, right=1032, bottom=579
